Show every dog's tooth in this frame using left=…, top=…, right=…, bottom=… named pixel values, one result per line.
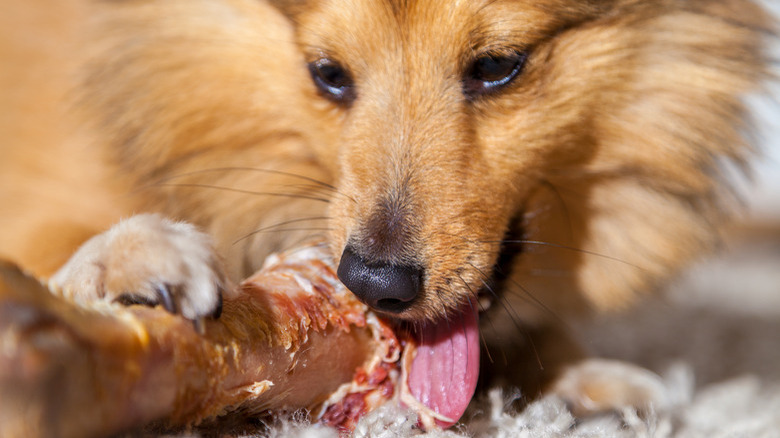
left=478, top=295, right=492, bottom=311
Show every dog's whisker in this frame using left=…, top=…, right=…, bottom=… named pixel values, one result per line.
left=517, top=267, right=575, bottom=278
left=275, top=233, right=333, bottom=257
left=459, top=268, right=543, bottom=371
left=248, top=227, right=332, bottom=234
left=477, top=261, right=567, bottom=328
left=145, top=166, right=358, bottom=205
left=484, top=238, right=646, bottom=271
left=537, top=178, right=575, bottom=242
left=464, top=264, right=524, bottom=327
left=157, top=182, right=332, bottom=203
left=459, top=276, right=496, bottom=365
left=284, top=183, right=356, bottom=204
left=147, top=166, right=339, bottom=191
left=435, top=287, right=452, bottom=331
left=233, top=217, right=332, bottom=245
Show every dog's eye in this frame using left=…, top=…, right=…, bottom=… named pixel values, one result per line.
left=308, top=58, right=356, bottom=105
left=463, top=51, right=527, bottom=99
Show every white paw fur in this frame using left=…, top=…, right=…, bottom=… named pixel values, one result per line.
left=49, top=214, right=225, bottom=321
left=549, top=358, right=673, bottom=417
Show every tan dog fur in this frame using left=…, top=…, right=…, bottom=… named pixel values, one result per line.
left=0, top=0, right=773, bottom=413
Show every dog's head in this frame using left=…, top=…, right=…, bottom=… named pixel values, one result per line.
left=278, top=0, right=770, bottom=324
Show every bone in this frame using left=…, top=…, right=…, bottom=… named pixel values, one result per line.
left=0, top=244, right=405, bottom=438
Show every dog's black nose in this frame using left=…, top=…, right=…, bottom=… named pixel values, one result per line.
left=337, top=246, right=422, bottom=314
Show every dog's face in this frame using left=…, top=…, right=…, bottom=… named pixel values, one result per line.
left=275, top=0, right=768, bottom=326
left=284, top=0, right=607, bottom=321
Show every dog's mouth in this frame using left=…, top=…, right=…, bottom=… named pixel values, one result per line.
left=396, top=229, right=524, bottom=428
left=336, top=215, right=525, bottom=428
left=337, top=252, right=482, bottom=428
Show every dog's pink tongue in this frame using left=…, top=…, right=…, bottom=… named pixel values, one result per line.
left=407, top=304, right=479, bottom=428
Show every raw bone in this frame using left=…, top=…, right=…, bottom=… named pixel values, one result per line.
left=0, top=244, right=407, bottom=437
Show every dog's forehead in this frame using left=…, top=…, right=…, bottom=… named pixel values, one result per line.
left=295, top=0, right=583, bottom=59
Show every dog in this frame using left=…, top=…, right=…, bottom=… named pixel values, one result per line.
left=0, top=0, right=773, bottom=427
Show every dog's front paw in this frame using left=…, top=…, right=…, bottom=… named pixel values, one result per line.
left=549, top=358, right=673, bottom=417
left=49, top=214, right=226, bottom=323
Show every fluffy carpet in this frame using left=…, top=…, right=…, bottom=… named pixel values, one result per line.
left=266, top=378, right=780, bottom=438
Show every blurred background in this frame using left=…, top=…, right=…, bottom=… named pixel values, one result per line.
left=745, top=0, right=780, bottom=225
left=575, top=0, right=780, bottom=388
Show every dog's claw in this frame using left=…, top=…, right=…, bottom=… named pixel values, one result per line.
left=154, top=283, right=177, bottom=313
left=192, top=317, right=206, bottom=335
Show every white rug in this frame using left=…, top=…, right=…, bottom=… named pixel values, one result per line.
left=264, top=377, right=780, bottom=438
